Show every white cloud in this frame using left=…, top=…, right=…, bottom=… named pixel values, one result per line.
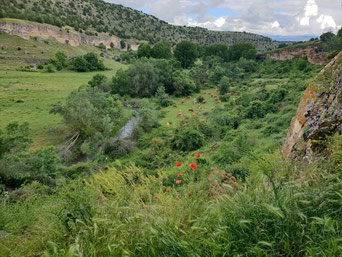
left=106, top=0, right=342, bottom=39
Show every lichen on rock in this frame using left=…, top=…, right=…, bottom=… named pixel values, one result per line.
left=283, top=51, right=342, bottom=158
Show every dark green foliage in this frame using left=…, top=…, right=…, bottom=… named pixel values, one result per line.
left=218, top=76, right=230, bottom=95
left=174, top=41, right=199, bottom=68
left=320, top=31, right=335, bottom=42
left=155, top=86, right=172, bottom=107
left=172, top=69, right=199, bottom=96
left=103, top=138, right=135, bottom=158
left=204, top=44, right=229, bottom=61
left=88, top=74, right=108, bottom=88
left=171, top=125, right=205, bottom=151
left=120, top=40, right=126, bottom=49
left=112, top=59, right=159, bottom=97
left=137, top=43, right=152, bottom=58
left=244, top=100, right=267, bottom=119
left=72, top=53, right=105, bottom=72
left=152, top=42, right=172, bottom=59
left=228, top=42, right=257, bottom=61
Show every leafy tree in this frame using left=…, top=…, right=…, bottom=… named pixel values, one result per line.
left=172, top=70, right=198, bottom=96
left=320, top=31, right=335, bottom=42
left=244, top=100, right=266, bottom=119
left=88, top=74, right=108, bottom=88
left=155, top=86, right=172, bottom=107
left=110, top=42, right=115, bottom=48
left=204, top=44, right=229, bottom=61
left=72, top=53, right=105, bottom=72
left=174, top=41, right=199, bottom=68
left=120, top=40, right=126, bottom=49
left=228, top=42, right=257, bottom=61
left=152, top=42, right=172, bottom=59
left=53, top=51, right=67, bottom=70
left=73, top=56, right=88, bottom=72
left=112, top=59, right=159, bottom=97
left=219, top=76, right=230, bottom=95
left=51, top=86, right=126, bottom=138
left=138, top=43, right=152, bottom=58
left=337, top=28, right=342, bottom=38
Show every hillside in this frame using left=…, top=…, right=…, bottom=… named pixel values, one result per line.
left=0, top=0, right=278, bottom=51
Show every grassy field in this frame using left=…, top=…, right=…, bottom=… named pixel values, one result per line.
left=160, top=88, right=222, bottom=127
left=0, top=61, right=124, bottom=151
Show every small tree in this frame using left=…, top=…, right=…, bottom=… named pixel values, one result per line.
left=110, top=42, right=115, bottom=49
left=219, top=76, right=230, bottom=95
left=120, top=40, right=126, bottom=49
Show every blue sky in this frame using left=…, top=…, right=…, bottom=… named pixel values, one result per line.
left=107, top=0, right=341, bottom=41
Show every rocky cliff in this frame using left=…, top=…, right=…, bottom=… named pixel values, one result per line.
left=258, top=44, right=325, bottom=65
left=0, top=19, right=139, bottom=51
left=282, top=51, right=342, bottom=158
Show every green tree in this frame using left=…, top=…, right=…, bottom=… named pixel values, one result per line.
left=204, top=44, right=229, bottom=61
left=219, top=76, right=230, bottom=95
left=172, top=70, right=198, bottom=96
left=120, top=40, right=126, bottom=49
left=228, top=42, right=257, bottom=61
left=138, top=43, right=152, bottom=58
left=152, top=42, right=172, bottom=59
left=174, top=40, right=199, bottom=68
left=320, top=31, right=335, bottom=42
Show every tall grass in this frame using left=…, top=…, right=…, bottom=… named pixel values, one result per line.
left=1, top=139, right=341, bottom=256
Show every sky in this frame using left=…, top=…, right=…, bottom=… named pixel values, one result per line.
left=105, top=0, right=341, bottom=41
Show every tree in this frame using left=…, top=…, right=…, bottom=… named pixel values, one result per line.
left=51, top=86, right=126, bottom=138
left=228, top=42, right=257, bottom=61
left=174, top=41, right=199, bottom=68
left=219, top=76, right=230, bottom=95
left=172, top=70, right=198, bottom=96
left=204, top=44, right=229, bottom=61
left=88, top=74, right=108, bottom=88
left=152, top=42, right=172, bottom=59
left=138, top=43, right=152, bottom=58
left=337, top=28, right=342, bottom=38
left=110, top=42, right=115, bottom=49
left=120, top=40, right=126, bottom=49
left=320, top=31, right=335, bottom=42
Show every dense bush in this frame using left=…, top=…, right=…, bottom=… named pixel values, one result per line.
left=72, top=53, right=105, bottom=72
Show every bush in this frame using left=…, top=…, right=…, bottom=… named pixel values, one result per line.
left=171, top=126, right=205, bottom=151
left=219, top=76, right=230, bottom=95
left=72, top=53, right=105, bottom=72
left=45, top=64, right=55, bottom=73
left=172, top=69, right=198, bottom=97
left=152, top=42, right=172, bottom=59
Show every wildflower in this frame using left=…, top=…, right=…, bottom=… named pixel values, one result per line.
left=165, top=189, right=170, bottom=193
left=189, top=162, right=197, bottom=170
left=194, top=152, right=200, bottom=158
left=177, top=173, right=183, bottom=178
left=176, top=180, right=182, bottom=184
left=175, top=162, right=182, bottom=167
left=188, top=194, right=192, bottom=198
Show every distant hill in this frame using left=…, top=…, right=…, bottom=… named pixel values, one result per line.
left=0, top=0, right=278, bottom=51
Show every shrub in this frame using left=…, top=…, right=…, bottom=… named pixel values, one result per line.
left=219, top=76, right=230, bottom=95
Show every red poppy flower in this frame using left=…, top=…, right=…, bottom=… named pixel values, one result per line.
left=188, top=194, right=192, bottom=198
left=189, top=162, right=197, bottom=171
left=176, top=180, right=182, bottom=184
left=177, top=173, right=183, bottom=178
left=165, top=189, right=170, bottom=193
left=194, top=152, right=201, bottom=158
left=175, top=162, right=182, bottom=167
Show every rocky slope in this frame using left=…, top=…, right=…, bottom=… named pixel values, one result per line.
left=0, top=0, right=278, bottom=51
left=283, top=51, right=342, bottom=158
left=0, top=19, right=139, bottom=50
left=258, top=44, right=325, bottom=65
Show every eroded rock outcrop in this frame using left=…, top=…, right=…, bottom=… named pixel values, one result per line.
left=258, top=44, right=326, bottom=65
left=283, top=51, right=342, bottom=158
left=0, top=19, right=139, bottom=50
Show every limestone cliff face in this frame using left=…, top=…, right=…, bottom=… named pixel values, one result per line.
left=0, top=20, right=139, bottom=50
left=282, top=51, right=342, bottom=158
left=258, top=45, right=325, bottom=65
